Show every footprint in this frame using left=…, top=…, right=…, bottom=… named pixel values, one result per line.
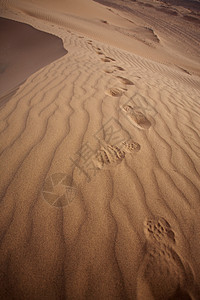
left=105, top=87, right=124, bottom=97
left=114, top=66, right=125, bottom=71
left=101, top=57, right=111, bottom=63
left=137, top=217, right=197, bottom=300
left=122, top=141, right=141, bottom=153
left=104, top=66, right=125, bottom=73
left=105, top=56, right=116, bottom=61
left=144, top=217, right=176, bottom=245
left=93, top=46, right=101, bottom=51
left=104, top=68, right=114, bottom=74
left=93, top=144, right=125, bottom=169
left=122, top=105, right=151, bottom=130
left=96, top=51, right=104, bottom=55
left=101, top=20, right=108, bottom=24
left=116, top=76, right=134, bottom=85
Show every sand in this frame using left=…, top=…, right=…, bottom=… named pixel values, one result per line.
left=0, top=0, right=200, bottom=299
left=0, top=17, right=67, bottom=99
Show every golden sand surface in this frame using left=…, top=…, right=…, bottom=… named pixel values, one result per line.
left=0, top=0, right=200, bottom=299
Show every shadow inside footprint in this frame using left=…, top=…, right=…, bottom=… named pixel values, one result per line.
left=101, top=57, right=111, bottom=62
left=122, top=105, right=151, bottom=130
left=114, top=66, right=125, bottom=71
left=101, top=20, right=108, bottom=24
left=93, top=46, right=101, bottom=51
left=105, top=56, right=116, bottom=61
left=105, top=87, right=124, bottom=97
left=104, top=69, right=114, bottom=74
left=96, top=51, right=104, bottom=55
left=116, top=76, right=134, bottom=85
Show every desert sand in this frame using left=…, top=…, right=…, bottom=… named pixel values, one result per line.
left=0, top=0, right=200, bottom=299
left=0, top=17, right=67, bottom=99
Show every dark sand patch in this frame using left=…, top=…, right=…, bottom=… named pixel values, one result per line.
left=183, top=15, right=200, bottom=25
left=155, top=7, right=178, bottom=16
left=0, top=82, right=25, bottom=109
left=157, top=0, right=200, bottom=13
left=0, top=17, right=67, bottom=99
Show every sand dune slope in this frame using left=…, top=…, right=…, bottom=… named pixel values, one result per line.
left=0, top=0, right=200, bottom=299
left=0, top=17, right=67, bottom=99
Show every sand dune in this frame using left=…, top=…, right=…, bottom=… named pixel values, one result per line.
left=0, top=0, right=200, bottom=299
left=0, top=17, right=67, bottom=99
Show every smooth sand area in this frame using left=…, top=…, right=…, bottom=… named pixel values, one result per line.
left=0, top=0, right=200, bottom=299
